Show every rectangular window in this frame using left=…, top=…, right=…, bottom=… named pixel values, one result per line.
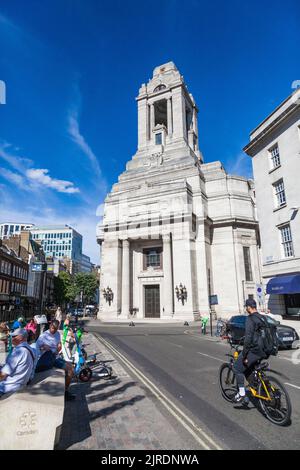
left=269, top=144, right=280, bottom=168
left=273, top=179, right=286, bottom=207
left=280, top=224, right=294, bottom=258
left=143, top=248, right=162, bottom=269
left=243, top=246, right=253, bottom=282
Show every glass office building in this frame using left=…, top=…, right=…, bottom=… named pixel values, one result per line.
left=30, top=225, right=82, bottom=263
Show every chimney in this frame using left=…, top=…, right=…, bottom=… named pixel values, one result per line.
left=20, top=230, right=30, bottom=252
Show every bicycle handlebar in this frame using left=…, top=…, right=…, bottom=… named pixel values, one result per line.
left=228, top=335, right=245, bottom=349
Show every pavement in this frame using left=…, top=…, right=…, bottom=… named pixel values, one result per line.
left=83, top=321, right=300, bottom=450
left=57, top=331, right=206, bottom=450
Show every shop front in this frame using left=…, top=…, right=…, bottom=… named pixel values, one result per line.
left=267, top=273, right=300, bottom=320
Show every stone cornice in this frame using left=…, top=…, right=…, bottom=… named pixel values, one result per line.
left=243, top=101, right=300, bottom=156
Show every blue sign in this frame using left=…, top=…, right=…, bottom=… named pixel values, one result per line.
left=32, top=263, right=46, bottom=272
left=209, top=295, right=218, bottom=306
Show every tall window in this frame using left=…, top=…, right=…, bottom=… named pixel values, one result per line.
left=280, top=224, right=294, bottom=258
left=243, top=246, right=253, bottom=282
left=143, top=248, right=162, bottom=269
left=273, top=179, right=286, bottom=207
left=269, top=144, right=280, bottom=168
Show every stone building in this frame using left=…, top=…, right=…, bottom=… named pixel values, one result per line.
left=244, top=88, right=300, bottom=325
left=0, top=239, right=28, bottom=320
left=4, top=231, right=54, bottom=315
left=97, top=62, right=261, bottom=321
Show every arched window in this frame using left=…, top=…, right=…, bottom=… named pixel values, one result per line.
left=153, top=84, right=166, bottom=92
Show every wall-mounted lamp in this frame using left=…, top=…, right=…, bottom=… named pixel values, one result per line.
left=175, top=283, right=187, bottom=305
left=103, top=286, right=114, bottom=306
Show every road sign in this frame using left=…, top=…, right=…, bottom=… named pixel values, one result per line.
left=256, top=284, right=264, bottom=299
left=31, top=262, right=47, bottom=272
left=209, top=295, right=219, bottom=305
left=209, top=295, right=218, bottom=306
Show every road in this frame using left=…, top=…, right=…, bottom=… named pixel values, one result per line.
left=87, top=322, right=300, bottom=450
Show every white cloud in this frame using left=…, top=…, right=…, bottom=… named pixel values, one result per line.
left=68, top=108, right=102, bottom=180
left=226, top=152, right=253, bottom=179
left=26, top=168, right=80, bottom=194
left=0, top=142, right=80, bottom=195
left=0, top=167, right=26, bottom=189
left=0, top=144, right=33, bottom=173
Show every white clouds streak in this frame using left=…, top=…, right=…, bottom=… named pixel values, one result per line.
left=0, top=145, right=33, bottom=172
left=68, top=109, right=102, bottom=179
left=0, top=167, right=26, bottom=189
left=0, top=143, right=80, bottom=194
left=226, top=152, right=253, bottom=179
left=26, top=168, right=80, bottom=193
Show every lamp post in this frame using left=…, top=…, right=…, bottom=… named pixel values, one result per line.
left=103, top=287, right=114, bottom=306
left=8, top=293, right=16, bottom=322
left=175, top=283, right=187, bottom=305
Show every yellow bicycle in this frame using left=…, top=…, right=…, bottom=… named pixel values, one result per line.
left=219, top=340, right=292, bottom=426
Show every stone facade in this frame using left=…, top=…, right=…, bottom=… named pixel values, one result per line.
left=244, top=88, right=300, bottom=323
left=97, top=62, right=261, bottom=321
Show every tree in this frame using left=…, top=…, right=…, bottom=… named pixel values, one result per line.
left=74, top=272, right=98, bottom=304
left=53, top=271, right=77, bottom=306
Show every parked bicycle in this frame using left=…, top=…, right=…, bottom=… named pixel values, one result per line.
left=219, top=338, right=292, bottom=426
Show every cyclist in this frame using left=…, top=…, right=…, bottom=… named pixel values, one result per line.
left=233, top=298, right=267, bottom=404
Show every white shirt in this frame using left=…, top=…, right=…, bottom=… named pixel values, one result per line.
left=55, top=309, right=62, bottom=322
left=36, top=330, right=61, bottom=355
left=0, top=343, right=36, bottom=394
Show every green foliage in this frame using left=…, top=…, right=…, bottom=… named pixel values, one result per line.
left=74, top=272, right=98, bottom=303
left=53, top=271, right=98, bottom=306
left=53, top=271, right=76, bottom=305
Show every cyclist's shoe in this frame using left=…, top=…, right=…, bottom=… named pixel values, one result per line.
left=233, top=393, right=249, bottom=405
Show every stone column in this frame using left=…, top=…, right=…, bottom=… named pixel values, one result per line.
left=163, top=234, right=173, bottom=316
left=121, top=239, right=130, bottom=317
left=172, top=87, right=186, bottom=141
left=137, top=98, right=148, bottom=151
left=192, top=106, right=199, bottom=150
left=150, top=103, right=155, bottom=141
left=167, top=98, right=173, bottom=135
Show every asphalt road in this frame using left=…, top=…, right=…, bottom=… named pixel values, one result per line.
left=87, top=322, right=300, bottom=450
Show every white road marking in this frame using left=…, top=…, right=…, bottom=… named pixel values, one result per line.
left=197, top=352, right=224, bottom=363
left=167, top=342, right=183, bottom=348
left=284, top=383, right=300, bottom=390
left=278, top=356, right=299, bottom=365
left=95, top=333, right=222, bottom=451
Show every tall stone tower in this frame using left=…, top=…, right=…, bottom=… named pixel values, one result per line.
left=97, top=62, right=261, bottom=321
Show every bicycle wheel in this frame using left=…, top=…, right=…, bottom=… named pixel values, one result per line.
left=79, top=367, right=93, bottom=382
left=258, top=376, right=292, bottom=426
left=219, top=363, right=237, bottom=402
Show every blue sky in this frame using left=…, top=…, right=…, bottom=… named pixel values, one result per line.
left=0, top=0, right=299, bottom=263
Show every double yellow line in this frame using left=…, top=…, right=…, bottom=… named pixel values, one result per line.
left=94, top=333, right=223, bottom=451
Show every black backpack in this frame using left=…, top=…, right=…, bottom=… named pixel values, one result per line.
left=252, top=314, right=279, bottom=357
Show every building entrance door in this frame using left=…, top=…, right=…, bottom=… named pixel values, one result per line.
left=144, top=285, right=160, bottom=318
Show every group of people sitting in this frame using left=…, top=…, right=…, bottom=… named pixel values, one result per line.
left=0, top=309, right=78, bottom=402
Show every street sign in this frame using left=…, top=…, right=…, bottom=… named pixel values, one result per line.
left=209, top=295, right=218, bottom=306
left=31, top=262, right=47, bottom=272
left=256, top=284, right=264, bottom=299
